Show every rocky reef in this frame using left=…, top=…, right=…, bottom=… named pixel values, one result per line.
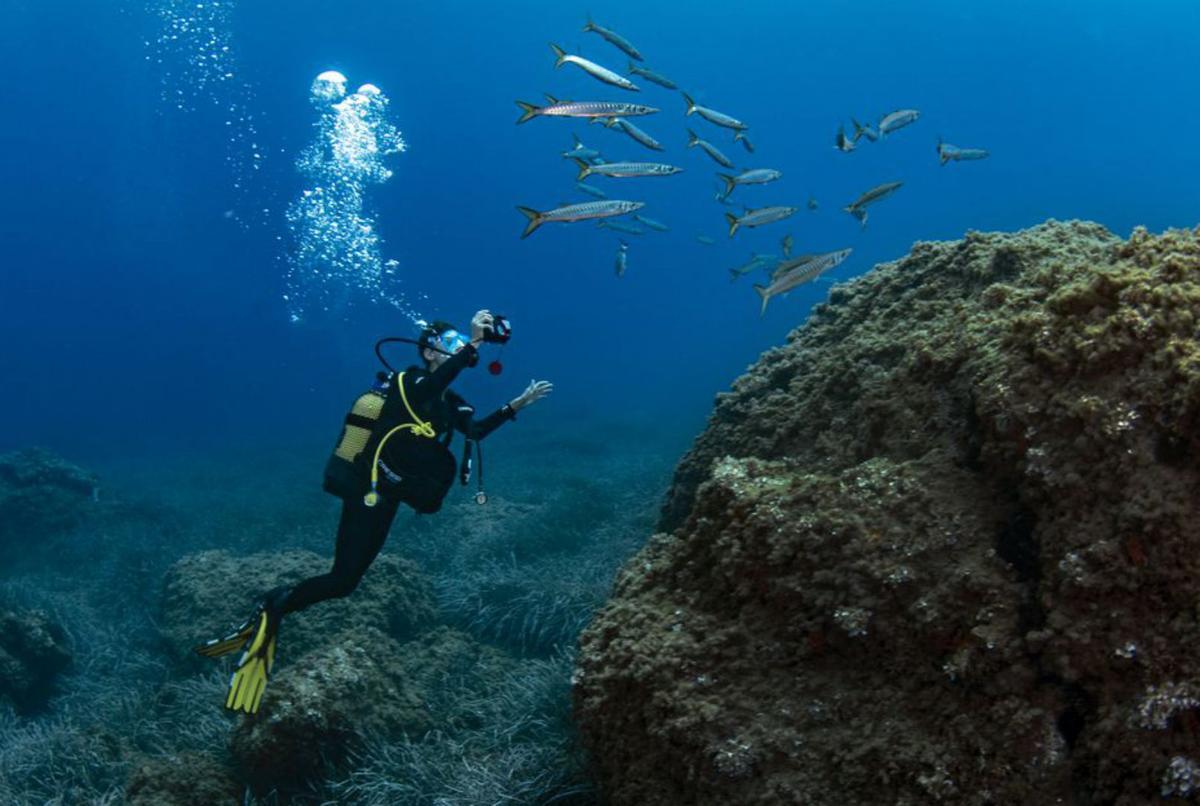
left=574, top=221, right=1200, bottom=804
left=0, top=607, right=71, bottom=713
left=0, top=448, right=98, bottom=556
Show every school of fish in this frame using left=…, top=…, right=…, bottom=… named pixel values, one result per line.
left=515, top=15, right=990, bottom=314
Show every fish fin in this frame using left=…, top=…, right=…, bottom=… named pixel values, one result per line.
left=940, top=152, right=949, bottom=166
left=686, top=128, right=699, bottom=147
left=515, top=100, right=540, bottom=125
left=544, top=93, right=563, bottom=105
left=549, top=43, right=567, bottom=67
left=681, top=92, right=696, bottom=116
left=582, top=13, right=595, bottom=32
left=603, top=117, right=620, bottom=128
left=724, top=212, right=739, bottom=238
left=572, top=157, right=592, bottom=181
left=628, top=60, right=637, bottom=74
left=729, top=268, right=741, bottom=283
left=572, top=132, right=582, bottom=148
left=516, top=206, right=544, bottom=239
left=717, top=173, right=736, bottom=198
left=752, top=283, right=770, bottom=316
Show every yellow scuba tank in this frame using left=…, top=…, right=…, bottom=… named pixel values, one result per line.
left=323, top=372, right=451, bottom=513
left=323, top=374, right=391, bottom=500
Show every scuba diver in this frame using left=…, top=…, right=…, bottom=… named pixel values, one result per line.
left=194, top=310, right=553, bottom=714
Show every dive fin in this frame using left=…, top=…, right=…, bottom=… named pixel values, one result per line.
left=516, top=206, right=545, bottom=239
left=193, top=617, right=256, bottom=659
left=224, top=609, right=278, bottom=715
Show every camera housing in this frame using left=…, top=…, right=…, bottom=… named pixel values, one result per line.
left=486, top=315, right=512, bottom=344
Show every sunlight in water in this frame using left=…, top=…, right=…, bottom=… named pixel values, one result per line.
left=283, top=72, right=419, bottom=323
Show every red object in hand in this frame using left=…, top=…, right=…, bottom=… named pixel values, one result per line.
left=488, top=361, right=503, bottom=375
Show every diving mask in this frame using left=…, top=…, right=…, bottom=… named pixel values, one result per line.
left=436, top=329, right=469, bottom=354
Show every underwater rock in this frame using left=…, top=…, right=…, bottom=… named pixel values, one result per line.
left=232, top=626, right=516, bottom=794
left=161, top=549, right=438, bottom=663
left=125, top=751, right=241, bottom=805
left=576, top=221, right=1200, bottom=804
left=0, top=607, right=71, bottom=712
left=0, top=448, right=98, bottom=547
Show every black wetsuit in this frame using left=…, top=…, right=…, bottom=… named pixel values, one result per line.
left=277, top=343, right=515, bottom=616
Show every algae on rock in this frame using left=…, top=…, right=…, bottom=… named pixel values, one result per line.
left=576, top=221, right=1200, bottom=805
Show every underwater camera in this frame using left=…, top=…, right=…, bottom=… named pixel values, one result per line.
left=485, top=314, right=511, bottom=343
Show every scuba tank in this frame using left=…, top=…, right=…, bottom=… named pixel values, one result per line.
left=323, top=373, right=390, bottom=501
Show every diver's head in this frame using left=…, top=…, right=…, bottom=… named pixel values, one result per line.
left=418, top=320, right=468, bottom=370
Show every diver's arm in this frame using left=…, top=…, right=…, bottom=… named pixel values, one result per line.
left=412, top=343, right=478, bottom=402
left=453, top=397, right=517, bottom=441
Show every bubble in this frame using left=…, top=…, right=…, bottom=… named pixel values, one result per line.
left=284, top=72, right=417, bottom=323
left=311, top=70, right=348, bottom=104
left=145, top=0, right=267, bottom=226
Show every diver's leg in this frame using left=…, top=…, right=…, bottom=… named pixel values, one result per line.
left=274, top=496, right=399, bottom=616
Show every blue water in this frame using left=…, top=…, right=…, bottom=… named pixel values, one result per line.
left=2, top=0, right=1198, bottom=465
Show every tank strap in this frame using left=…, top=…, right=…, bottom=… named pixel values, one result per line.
left=364, top=372, right=437, bottom=508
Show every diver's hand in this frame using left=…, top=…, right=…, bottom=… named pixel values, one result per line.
left=511, top=380, right=553, bottom=411
left=470, top=310, right=494, bottom=347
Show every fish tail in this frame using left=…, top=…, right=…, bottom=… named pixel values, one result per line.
left=681, top=92, right=696, bottom=116
left=729, top=268, right=741, bottom=283
left=572, top=132, right=582, bottom=148
left=717, top=173, right=737, bottom=199
left=753, top=283, right=770, bottom=316
left=686, top=128, right=699, bottom=147
left=549, top=43, right=567, bottom=67
left=724, top=212, right=740, bottom=238
left=515, top=101, right=541, bottom=125
left=582, top=13, right=595, bottom=32
left=603, top=117, right=619, bottom=128
left=572, top=157, right=592, bottom=181
left=516, top=206, right=544, bottom=239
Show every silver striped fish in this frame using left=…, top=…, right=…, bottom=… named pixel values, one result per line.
left=938, top=138, right=989, bottom=165
left=879, top=109, right=920, bottom=136
left=582, top=16, right=644, bottom=61
left=550, top=44, right=639, bottom=92
left=632, top=213, right=668, bottom=232
left=628, top=62, right=677, bottom=90
left=844, top=181, right=903, bottom=229
left=717, top=168, right=783, bottom=198
left=515, top=98, right=658, bottom=124
left=598, top=219, right=646, bottom=236
left=682, top=92, right=747, bottom=132
left=516, top=200, right=644, bottom=238
left=574, top=159, right=681, bottom=180
left=754, top=248, right=853, bottom=316
left=607, top=117, right=664, bottom=151
left=686, top=128, right=735, bottom=168
left=724, top=205, right=798, bottom=237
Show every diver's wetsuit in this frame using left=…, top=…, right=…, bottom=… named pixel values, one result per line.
left=275, top=343, right=514, bottom=616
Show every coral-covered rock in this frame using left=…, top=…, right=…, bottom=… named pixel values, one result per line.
left=0, top=448, right=98, bottom=547
left=161, top=549, right=438, bottom=662
left=125, top=751, right=242, bottom=805
left=232, top=626, right=516, bottom=794
left=577, top=221, right=1200, bottom=804
left=0, top=607, right=71, bottom=712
